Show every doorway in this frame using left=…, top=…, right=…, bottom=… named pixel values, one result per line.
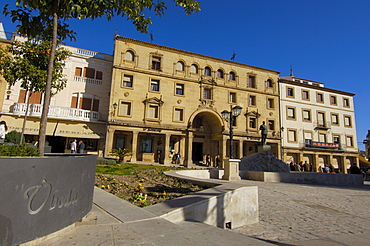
left=192, top=142, right=203, bottom=164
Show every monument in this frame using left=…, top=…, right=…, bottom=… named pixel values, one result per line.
left=258, top=121, right=271, bottom=152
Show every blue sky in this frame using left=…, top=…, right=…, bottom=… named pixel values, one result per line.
left=1, top=0, right=369, bottom=150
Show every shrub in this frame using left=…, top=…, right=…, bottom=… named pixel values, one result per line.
left=96, top=157, right=118, bottom=165
left=110, top=148, right=133, bottom=164
left=5, top=130, right=24, bottom=144
left=0, top=143, right=39, bottom=157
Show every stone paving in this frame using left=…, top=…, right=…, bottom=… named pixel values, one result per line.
left=234, top=180, right=370, bottom=244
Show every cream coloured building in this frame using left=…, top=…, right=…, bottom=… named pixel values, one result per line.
left=0, top=33, right=112, bottom=153
left=279, top=75, right=358, bottom=173
left=106, top=36, right=281, bottom=166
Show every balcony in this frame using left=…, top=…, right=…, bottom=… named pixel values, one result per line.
left=304, top=139, right=341, bottom=150
left=10, top=103, right=100, bottom=122
left=314, top=121, right=331, bottom=130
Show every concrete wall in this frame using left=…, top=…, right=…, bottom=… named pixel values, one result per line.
left=0, top=155, right=96, bottom=246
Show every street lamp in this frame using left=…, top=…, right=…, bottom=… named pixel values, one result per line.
left=221, top=105, right=242, bottom=159
left=113, top=102, right=118, bottom=116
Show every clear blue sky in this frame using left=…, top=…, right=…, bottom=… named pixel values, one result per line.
left=1, top=0, right=369, bottom=150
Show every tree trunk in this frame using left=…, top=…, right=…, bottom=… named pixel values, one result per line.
left=38, top=0, right=59, bottom=155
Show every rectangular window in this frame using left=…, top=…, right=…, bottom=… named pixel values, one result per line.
left=343, top=98, right=350, bottom=107
left=303, top=110, right=311, bottom=121
left=229, top=92, right=236, bottom=103
left=249, top=95, right=256, bottom=106
left=333, top=135, right=340, bottom=144
left=317, top=112, right=325, bottom=127
left=150, top=79, right=160, bottom=91
left=174, top=108, right=184, bottom=121
left=140, top=139, right=152, bottom=153
left=287, top=107, right=295, bottom=119
left=317, top=93, right=324, bottom=103
left=268, top=120, right=275, bottom=130
left=302, top=90, right=309, bottom=100
left=75, top=67, right=82, bottom=76
left=319, top=133, right=326, bottom=142
left=204, top=88, right=211, bottom=99
left=330, top=95, right=337, bottom=105
left=148, top=105, right=159, bottom=118
left=96, top=71, right=103, bottom=80
left=249, top=118, right=256, bottom=129
left=119, top=102, right=131, bottom=116
left=287, top=87, right=294, bottom=97
left=346, top=136, right=353, bottom=147
left=151, top=56, right=161, bottom=70
left=84, top=67, right=95, bottom=79
left=344, top=116, right=352, bottom=127
left=288, top=130, right=297, bottom=142
left=175, top=83, right=184, bottom=95
left=248, top=76, right=256, bottom=88
left=123, top=75, right=133, bottom=87
left=331, top=114, right=339, bottom=125
left=267, top=98, right=274, bottom=109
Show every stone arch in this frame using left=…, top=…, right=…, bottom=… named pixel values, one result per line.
left=188, top=109, right=224, bottom=134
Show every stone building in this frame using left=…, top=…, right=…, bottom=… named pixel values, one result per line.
left=106, top=36, right=281, bottom=166
left=0, top=31, right=112, bottom=153
left=364, top=130, right=370, bottom=160
left=279, top=75, right=358, bottom=173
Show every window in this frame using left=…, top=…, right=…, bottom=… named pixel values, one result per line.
left=123, top=75, right=133, bottom=87
left=248, top=76, right=256, bottom=88
left=150, top=79, right=160, bottom=91
left=249, top=118, right=257, bottom=129
left=96, top=71, right=103, bottom=80
left=302, top=90, right=309, bottom=100
left=84, top=67, right=95, bottom=79
left=229, top=71, right=236, bottom=81
left=71, top=93, right=99, bottom=111
left=176, top=61, right=184, bottom=71
left=190, top=64, right=198, bottom=74
left=319, top=133, right=326, bottom=142
left=344, top=116, right=352, bottom=127
left=346, top=136, right=353, bottom=147
left=343, top=98, right=350, bottom=107
left=140, top=139, right=152, bottom=153
left=317, top=112, right=325, bottom=126
left=217, top=69, right=224, bottom=78
left=331, top=114, right=339, bottom=125
left=268, top=120, right=275, bottom=130
left=333, top=135, right=340, bottom=144
left=287, top=107, right=295, bottom=119
left=303, top=109, right=311, bottom=121
left=330, top=95, right=337, bottom=105
left=317, top=93, right=324, bottom=103
left=174, top=108, right=184, bottom=121
left=288, top=130, right=297, bottom=142
left=287, top=87, right=294, bottom=97
left=125, top=50, right=135, bottom=61
left=304, top=132, right=312, bottom=142
left=175, top=83, right=184, bottom=95
left=75, top=67, right=82, bottom=76
left=249, top=95, right=256, bottom=106
left=229, top=92, right=236, bottom=103
left=18, top=90, right=43, bottom=104
left=267, top=98, right=274, bottom=109
left=151, top=56, right=161, bottom=70
left=204, top=88, right=211, bottom=99
left=119, top=102, right=131, bottom=116
left=266, top=79, right=273, bottom=88
left=204, top=67, right=211, bottom=76
left=148, top=105, right=159, bottom=118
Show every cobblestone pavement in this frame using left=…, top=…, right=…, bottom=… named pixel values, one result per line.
left=234, top=180, right=370, bottom=244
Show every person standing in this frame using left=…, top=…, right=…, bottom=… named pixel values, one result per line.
left=259, top=121, right=268, bottom=146
left=78, top=140, right=85, bottom=154
left=0, top=121, right=8, bottom=143
left=70, top=139, right=77, bottom=153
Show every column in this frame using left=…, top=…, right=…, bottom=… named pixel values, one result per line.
left=104, top=126, right=115, bottom=157
left=340, top=156, right=347, bottom=174
left=238, top=139, right=243, bottom=159
left=131, top=131, right=138, bottom=163
left=184, top=131, right=193, bottom=167
left=313, top=154, right=319, bottom=172
left=164, top=133, right=171, bottom=166
left=299, top=152, right=304, bottom=163
left=221, top=135, right=228, bottom=169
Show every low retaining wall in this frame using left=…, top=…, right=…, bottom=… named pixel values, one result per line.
left=145, top=170, right=259, bottom=229
left=240, top=170, right=364, bottom=186
left=0, top=155, right=97, bottom=246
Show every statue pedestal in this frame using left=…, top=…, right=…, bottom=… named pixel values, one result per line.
left=222, top=159, right=241, bottom=181
left=258, top=145, right=271, bottom=153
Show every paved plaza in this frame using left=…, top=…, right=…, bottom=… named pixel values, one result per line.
left=234, top=180, right=370, bottom=245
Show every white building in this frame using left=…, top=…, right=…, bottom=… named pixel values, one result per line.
left=279, top=75, right=358, bottom=173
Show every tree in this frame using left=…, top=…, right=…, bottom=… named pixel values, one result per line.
left=3, top=0, right=201, bottom=155
left=0, top=40, right=70, bottom=144
left=110, top=148, right=133, bottom=164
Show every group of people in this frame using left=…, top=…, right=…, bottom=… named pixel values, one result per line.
left=289, top=161, right=313, bottom=172
left=70, top=139, right=85, bottom=154
left=169, top=150, right=181, bottom=164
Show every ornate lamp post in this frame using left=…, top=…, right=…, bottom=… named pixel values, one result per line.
left=112, top=102, right=118, bottom=116
left=221, top=105, right=242, bottom=159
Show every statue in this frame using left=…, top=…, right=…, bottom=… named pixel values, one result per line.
left=259, top=121, right=268, bottom=146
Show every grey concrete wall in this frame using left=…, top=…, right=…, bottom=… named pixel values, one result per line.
left=0, top=155, right=96, bottom=246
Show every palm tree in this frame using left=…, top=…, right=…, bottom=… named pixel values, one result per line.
left=110, top=148, right=133, bottom=164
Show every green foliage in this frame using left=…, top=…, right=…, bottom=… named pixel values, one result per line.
left=96, top=157, right=118, bottom=165
left=0, top=143, right=39, bottom=157
left=96, top=163, right=175, bottom=175
left=110, top=148, right=133, bottom=163
left=0, top=40, right=71, bottom=95
left=4, top=130, right=24, bottom=144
